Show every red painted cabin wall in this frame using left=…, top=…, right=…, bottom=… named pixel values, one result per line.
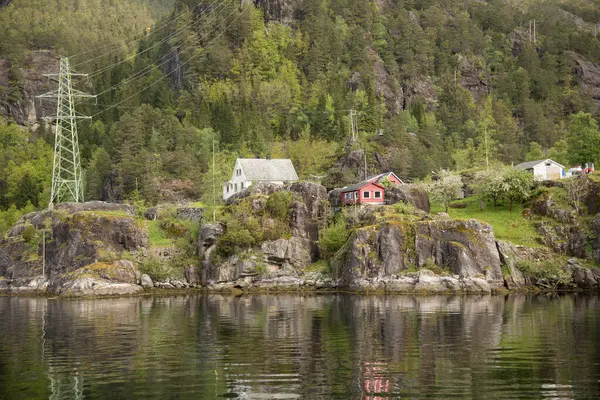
left=340, top=182, right=385, bottom=205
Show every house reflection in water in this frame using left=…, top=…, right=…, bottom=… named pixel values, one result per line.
left=362, top=361, right=393, bottom=399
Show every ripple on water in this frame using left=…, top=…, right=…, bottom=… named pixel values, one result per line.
left=1, top=294, right=600, bottom=399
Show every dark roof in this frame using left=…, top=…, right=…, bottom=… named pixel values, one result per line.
left=339, top=181, right=385, bottom=192
left=238, top=158, right=299, bottom=181
left=515, top=159, right=565, bottom=170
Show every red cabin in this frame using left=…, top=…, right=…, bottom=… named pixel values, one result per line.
left=340, top=181, right=386, bottom=205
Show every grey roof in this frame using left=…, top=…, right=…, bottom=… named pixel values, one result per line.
left=239, top=158, right=299, bottom=181
left=340, top=181, right=385, bottom=192
left=515, top=159, right=565, bottom=170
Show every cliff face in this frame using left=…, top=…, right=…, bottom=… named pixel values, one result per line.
left=0, top=202, right=147, bottom=295
left=0, top=51, right=59, bottom=125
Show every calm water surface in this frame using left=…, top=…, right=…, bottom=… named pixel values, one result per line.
left=1, top=294, right=599, bottom=399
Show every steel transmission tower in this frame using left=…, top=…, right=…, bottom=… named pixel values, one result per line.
left=38, top=57, right=95, bottom=208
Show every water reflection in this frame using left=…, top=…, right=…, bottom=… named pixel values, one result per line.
left=0, top=294, right=599, bottom=399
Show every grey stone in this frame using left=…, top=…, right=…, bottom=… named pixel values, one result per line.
left=140, top=274, right=154, bottom=289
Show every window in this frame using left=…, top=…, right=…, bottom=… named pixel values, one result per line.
left=374, top=191, right=381, bottom=199
left=227, top=185, right=230, bottom=193
left=235, top=183, right=238, bottom=192
left=363, top=191, right=370, bottom=199
left=348, top=192, right=353, bottom=200
left=354, top=191, right=358, bottom=200
left=344, top=193, right=349, bottom=200
left=241, top=182, right=244, bottom=189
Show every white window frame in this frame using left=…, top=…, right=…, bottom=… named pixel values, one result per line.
left=363, top=191, right=370, bottom=199
left=374, top=191, right=382, bottom=199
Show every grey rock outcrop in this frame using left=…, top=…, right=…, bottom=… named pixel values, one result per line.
left=496, top=241, right=527, bottom=289
left=261, top=237, right=318, bottom=269
left=0, top=204, right=147, bottom=281
left=414, top=219, right=503, bottom=284
left=385, top=185, right=430, bottom=212
left=534, top=222, right=586, bottom=258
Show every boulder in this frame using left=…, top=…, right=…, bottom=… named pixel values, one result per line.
left=385, top=185, right=430, bottom=212
left=140, top=274, right=154, bottom=289
left=52, top=277, right=143, bottom=296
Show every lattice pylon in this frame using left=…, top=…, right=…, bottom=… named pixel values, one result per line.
left=38, top=58, right=95, bottom=208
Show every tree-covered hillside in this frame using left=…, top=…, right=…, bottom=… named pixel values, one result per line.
left=3, top=0, right=600, bottom=214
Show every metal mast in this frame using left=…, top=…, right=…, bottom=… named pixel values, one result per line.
left=38, top=57, right=95, bottom=208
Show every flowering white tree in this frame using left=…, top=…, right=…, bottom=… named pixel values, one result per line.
left=429, top=170, right=463, bottom=212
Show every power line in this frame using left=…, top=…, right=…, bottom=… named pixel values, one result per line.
left=91, top=4, right=246, bottom=119
left=85, top=0, right=228, bottom=79
left=91, top=1, right=234, bottom=98
left=68, top=0, right=220, bottom=65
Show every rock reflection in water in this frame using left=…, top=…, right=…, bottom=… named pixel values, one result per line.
left=0, top=294, right=599, bottom=399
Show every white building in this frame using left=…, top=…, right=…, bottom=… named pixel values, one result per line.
left=515, top=159, right=565, bottom=181
left=223, top=158, right=299, bottom=200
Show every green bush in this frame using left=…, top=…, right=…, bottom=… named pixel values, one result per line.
left=160, top=219, right=188, bottom=238
left=266, top=191, right=293, bottom=220
left=319, top=218, right=350, bottom=259
left=217, top=229, right=255, bottom=256
left=393, top=202, right=416, bottom=214
left=140, top=257, right=174, bottom=282
left=21, top=224, right=37, bottom=242
left=517, top=259, right=572, bottom=290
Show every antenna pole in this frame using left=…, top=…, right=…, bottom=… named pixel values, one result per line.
left=212, top=135, right=216, bottom=222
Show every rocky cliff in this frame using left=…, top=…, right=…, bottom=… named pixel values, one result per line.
left=0, top=51, right=59, bottom=126
left=2, top=182, right=600, bottom=296
left=0, top=202, right=147, bottom=296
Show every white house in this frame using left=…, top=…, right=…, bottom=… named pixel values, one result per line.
left=223, top=158, right=299, bottom=200
left=515, top=159, right=565, bottom=181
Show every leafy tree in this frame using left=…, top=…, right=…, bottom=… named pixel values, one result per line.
left=429, top=170, right=463, bottom=212
left=503, top=169, right=534, bottom=211
left=567, top=112, right=600, bottom=166
left=525, top=142, right=544, bottom=161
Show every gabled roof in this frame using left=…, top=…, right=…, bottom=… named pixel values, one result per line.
left=340, top=181, right=385, bottom=192
left=515, top=159, right=565, bottom=170
left=367, top=171, right=403, bottom=184
left=238, top=158, right=299, bottom=181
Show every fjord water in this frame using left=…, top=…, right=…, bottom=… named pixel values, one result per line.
left=1, top=295, right=599, bottom=399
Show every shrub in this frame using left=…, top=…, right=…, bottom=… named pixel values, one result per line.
left=394, top=202, right=416, bottom=214
left=517, top=259, right=572, bottom=290
left=266, top=191, right=293, bottom=220
left=319, top=218, right=350, bottom=259
left=217, top=229, right=255, bottom=256
left=160, top=219, right=188, bottom=238
left=22, top=224, right=37, bottom=242
left=140, top=257, right=174, bottom=282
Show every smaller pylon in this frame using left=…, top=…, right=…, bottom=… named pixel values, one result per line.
left=349, top=109, right=358, bottom=142
left=37, top=57, right=95, bottom=208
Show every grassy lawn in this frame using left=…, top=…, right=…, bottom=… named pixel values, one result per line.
left=431, top=196, right=544, bottom=247
left=146, top=220, right=173, bottom=247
